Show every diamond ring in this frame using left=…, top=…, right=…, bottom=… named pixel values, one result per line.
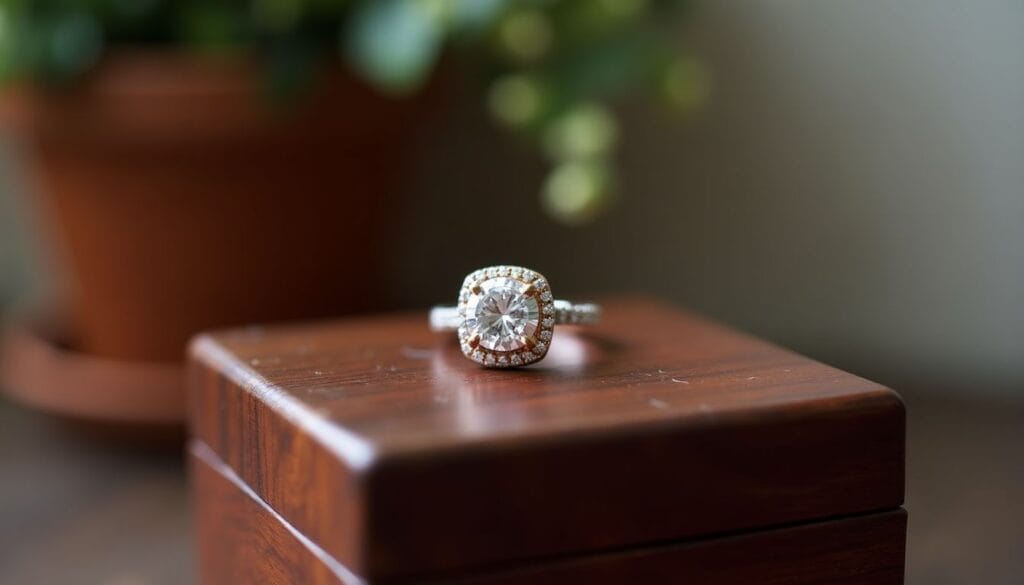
left=429, top=265, right=601, bottom=368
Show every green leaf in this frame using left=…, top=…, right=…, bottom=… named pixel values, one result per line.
left=495, top=8, right=552, bottom=63
left=45, top=12, right=103, bottom=83
left=251, top=0, right=305, bottom=33
left=448, top=0, right=506, bottom=34
left=542, top=102, right=618, bottom=161
left=551, top=31, right=658, bottom=102
left=659, top=55, right=711, bottom=112
left=344, top=0, right=443, bottom=95
left=178, top=3, right=247, bottom=52
left=542, top=159, right=615, bottom=225
left=559, top=0, right=648, bottom=39
left=0, top=5, right=14, bottom=80
left=488, top=73, right=549, bottom=129
left=264, top=38, right=319, bottom=104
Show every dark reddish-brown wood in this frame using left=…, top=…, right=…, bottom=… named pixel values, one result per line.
left=189, top=297, right=905, bottom=582
left=194, top=441, right=345, bottom=585
left=192, top=441, right=905, bottom=585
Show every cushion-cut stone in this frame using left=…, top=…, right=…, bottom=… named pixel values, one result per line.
left=464, top=277, right=540, bottom=351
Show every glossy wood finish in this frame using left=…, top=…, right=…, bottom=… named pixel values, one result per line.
left=193, top=441, right=347, bottom=585
left=193, top=441, right=906, bottom=585
left=189, top=297, right=905, bottom=581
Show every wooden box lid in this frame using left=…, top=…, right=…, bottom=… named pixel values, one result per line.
left=189, top=297, right=904, bottom=581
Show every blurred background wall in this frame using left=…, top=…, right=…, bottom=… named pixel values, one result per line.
left=3, top=0, right=1022, bottom=398
left=389, top=0, right=1024, bottom=398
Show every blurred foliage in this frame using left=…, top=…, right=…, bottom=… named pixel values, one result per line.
left=0, top=0, right=708, bottom=224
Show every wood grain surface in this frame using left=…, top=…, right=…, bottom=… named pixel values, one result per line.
left=193, top=440, right=906, bottom=585
left=189, top=297, right=905, bottom=580
left=5, top=389, right=1021, bottom=585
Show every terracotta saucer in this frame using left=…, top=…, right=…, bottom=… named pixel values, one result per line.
left=0, top=314, right=184, bottom=425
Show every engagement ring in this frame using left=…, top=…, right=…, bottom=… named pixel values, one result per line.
left=430, top=265, right=600, bottom=368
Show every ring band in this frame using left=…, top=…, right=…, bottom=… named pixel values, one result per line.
left=430, top=300, right=601, bottom=331
left=430, top=265, right=600, bottom=368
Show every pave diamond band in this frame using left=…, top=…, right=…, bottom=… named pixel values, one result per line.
left=429, top=301, right=601, bottom=332
left=429, top=265, right=600, bottom=368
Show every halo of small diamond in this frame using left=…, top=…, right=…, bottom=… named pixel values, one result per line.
left=458, top=265, right=554, bottom=368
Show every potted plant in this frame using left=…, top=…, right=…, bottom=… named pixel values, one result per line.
left=0, top=0, right=706, bottom=425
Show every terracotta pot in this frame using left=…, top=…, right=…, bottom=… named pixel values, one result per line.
left=0, top=313, right=182, bottom=424
left=1, top=52, right=422, bottom=363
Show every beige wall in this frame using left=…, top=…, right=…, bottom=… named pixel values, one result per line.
left=391, top=0, right=1024, bottom=396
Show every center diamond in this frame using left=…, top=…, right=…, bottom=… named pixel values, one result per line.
left=465, top=277, right=540, bottom=351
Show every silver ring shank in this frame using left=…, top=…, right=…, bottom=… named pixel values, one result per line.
left=430, top=300, right=601, bottom=332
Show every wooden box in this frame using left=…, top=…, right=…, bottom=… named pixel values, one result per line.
left=189, top=298, right=906, bottom=584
